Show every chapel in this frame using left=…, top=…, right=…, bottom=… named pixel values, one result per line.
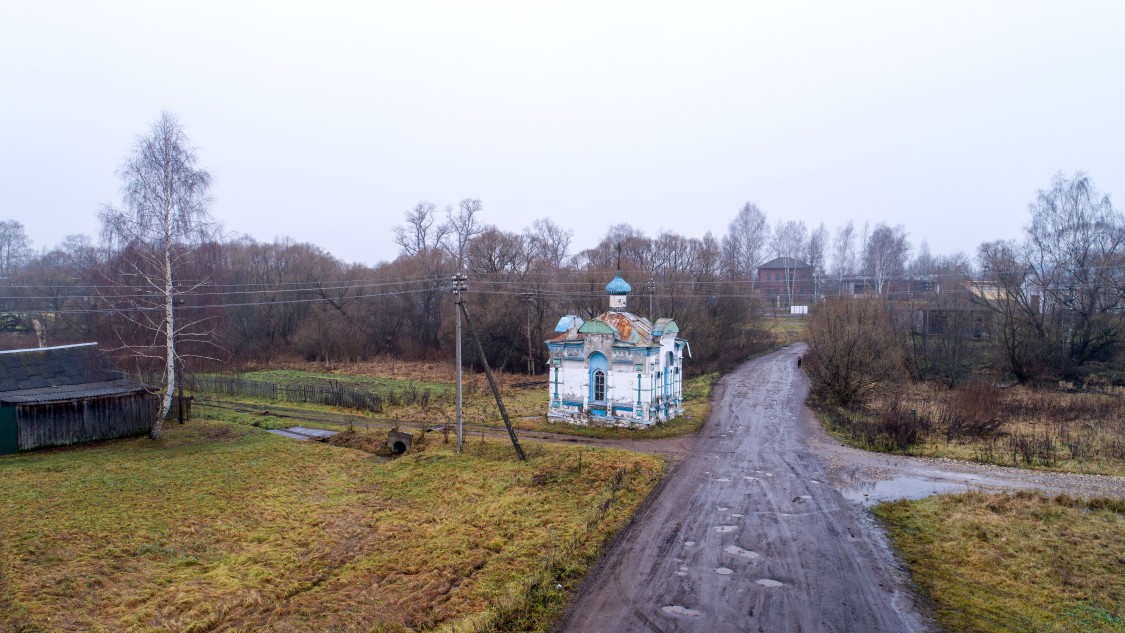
left=545, top=274, right=688, bottom=426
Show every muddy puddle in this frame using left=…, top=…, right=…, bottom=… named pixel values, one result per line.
left=840, top=473, right=977, bottom=507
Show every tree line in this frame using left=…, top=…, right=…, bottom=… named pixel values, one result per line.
left=805, top=171, right=1124, bottom=410
left=3, top=114, right=1120, bottom=406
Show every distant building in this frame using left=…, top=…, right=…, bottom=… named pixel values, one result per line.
left=757, top=257, right=815, bottom=306
left=545, top=275, right=689, bottom=427
left=0, top=344, right=155, bottom=455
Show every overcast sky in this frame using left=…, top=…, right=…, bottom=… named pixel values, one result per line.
left=2, top=1, right=1122, bottom=266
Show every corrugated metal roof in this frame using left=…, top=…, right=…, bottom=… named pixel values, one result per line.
left=549, top=310, right=665, bottom=347
left=0, top=343, right=151, bottom=403
left=578, top=319, right=618, bottom=335
left=0, top=380, right=152, bottom=404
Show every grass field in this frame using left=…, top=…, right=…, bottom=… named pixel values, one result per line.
left=820, top=382, right=1125, bottom=477
left=0, top=420, right=664, bottom=632
left=876, top=491, right=1125, bottom=633
left=193, top=365, right=720, bottom=441
left=763, top=315, right=807, bottom=346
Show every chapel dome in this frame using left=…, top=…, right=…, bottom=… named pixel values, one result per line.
left=605, top=275, right=631, bottom=296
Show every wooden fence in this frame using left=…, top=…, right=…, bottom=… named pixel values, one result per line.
left=179, top=374, right=383, bottom=413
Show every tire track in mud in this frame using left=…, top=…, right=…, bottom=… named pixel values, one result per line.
left=555, top=347, right=931, bottom=633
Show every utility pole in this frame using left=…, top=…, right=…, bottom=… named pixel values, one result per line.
left=452, top=272, right=468, bottom=454
left=522, top=292, right=534, bottom=376
left=647, top=278, right=656, bottom=319
left=460, top=301, right=526, bottom=461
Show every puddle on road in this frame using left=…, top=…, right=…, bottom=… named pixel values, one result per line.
left=714, top=567, right=734, bottom=575
left=662, top=605, right=703, bottom=617
left=724, top=545, right=760, bottom=559
left=714, top=525, right=737, bottom=533
left=756, top=579, right=784, bottom=587
left=841, top=475, right=975, bottom=507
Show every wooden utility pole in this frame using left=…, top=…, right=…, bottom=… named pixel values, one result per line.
left=452, top=273, right=467, bottom=454
left=459, top=301, right=526, bottom=461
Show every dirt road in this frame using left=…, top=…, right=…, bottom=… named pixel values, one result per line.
left=556, top=346, right=933, bottom=632
left=557, top=346, right=1125, bottom=632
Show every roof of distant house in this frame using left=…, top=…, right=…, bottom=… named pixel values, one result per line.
left=758, top=257, right=812, bottom=269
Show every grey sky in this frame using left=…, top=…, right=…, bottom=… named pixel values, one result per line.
left=2, top=1, right=1122, bottom=266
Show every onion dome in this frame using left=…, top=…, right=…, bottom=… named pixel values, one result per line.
left=605, top=275, right=632, bottom=296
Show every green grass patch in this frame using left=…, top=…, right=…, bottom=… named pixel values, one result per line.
left=0, top=419, right=664, bottom=632
left=875, top=491, right=1125, bottom=633
left=764, top=316, right=807, bottom=346
left=238, top=369, right=454, bottom=399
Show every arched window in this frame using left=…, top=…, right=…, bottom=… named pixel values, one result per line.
left=588, top=351, right=608, bottom=403
left=593, top=370, right=606, bottom=402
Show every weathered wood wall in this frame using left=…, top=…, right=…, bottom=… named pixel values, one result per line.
left=17, top=393, right=157, bottom=450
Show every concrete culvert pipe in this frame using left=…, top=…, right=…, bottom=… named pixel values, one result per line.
left=387, top=430, right=413, bottom=455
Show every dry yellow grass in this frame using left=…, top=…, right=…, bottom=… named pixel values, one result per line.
left=877, top=491, right=1125, bottom=633
left=0, top=419, right=664, bottom=632
left=834, top=382, right=1125, bottom=476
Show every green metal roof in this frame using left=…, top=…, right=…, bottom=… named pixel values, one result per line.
left=577, top=319, right=617, bottom=335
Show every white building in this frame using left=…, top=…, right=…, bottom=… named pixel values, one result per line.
left=545, top=274, right=689, bottom=427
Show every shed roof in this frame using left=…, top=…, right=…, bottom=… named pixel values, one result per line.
left=0, top=343, right=152, bottom=404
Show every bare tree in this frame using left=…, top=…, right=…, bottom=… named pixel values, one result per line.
left=442, top=198, right=487, bottom=270
left=770, top=220, right=808, bottom=305
left=910, top=240, right=935, bottom=278
left=525, top=217, right=573, bottom=269
left=863, top=223, right=910, bottom=295
left=0, top=220, right=32, bottom=276
left=393, top=201, right=449, bottom=257
left=99, top=112, right=216, bottom=439
left=807, top=223, right=828, bottom=298
left=973, top=240, right=1054, bottom=382
left=721, top=202, right=769, bottom=282
left=831, top=221, right=858, bottom=293
left=1025, top=171, right=1124, bottom=366
left=804, top=298, right=903, bottom=407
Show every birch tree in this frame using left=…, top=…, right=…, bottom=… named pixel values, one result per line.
left=721, top=202, right=769, bottom=282
left=99, top=112, right=216, bottom=439
left=863, top=223, right=910, bottom=295
left=771, top=220, right=808, bottom=305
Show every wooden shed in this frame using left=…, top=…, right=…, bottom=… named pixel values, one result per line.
left=0, top=344, right=156, bottom=454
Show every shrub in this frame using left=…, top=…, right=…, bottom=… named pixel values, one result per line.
left=805, top=298, right=904, bottom=407
left=939, top=383, right=1004, bottom=441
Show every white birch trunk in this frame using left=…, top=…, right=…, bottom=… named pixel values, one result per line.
left=153, top=174, right=175, bottom=439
